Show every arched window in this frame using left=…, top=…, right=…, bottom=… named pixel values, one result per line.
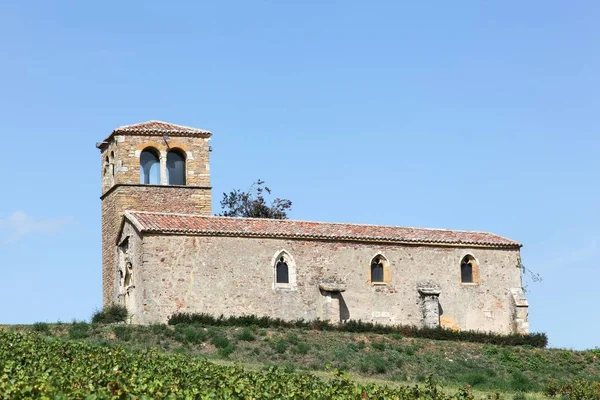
left=124, top=261, right=133, bottom=288
left=369, top=254, right=391, bottom=285
left=103, top=156, right=109, bottom=176
left=272, top=250, right=296, bottom=290
left=110, top=151, right=115, bottom=176
left=140, top=148, right=160, bottom=184
left=166, top=150, right=186, bottom=185
left=371, top=257, right=384, bottom=283
left=461, top=255, right=474, bottom=283
left=276, top=256, right=289, bottom=283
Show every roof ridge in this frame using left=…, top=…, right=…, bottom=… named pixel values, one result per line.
left=123, top=211, right=521, bottom=248
left=111, top=120, right=211, bottom=134
left=125, top=210, right=510, bottom=238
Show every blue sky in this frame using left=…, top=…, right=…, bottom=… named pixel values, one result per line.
left=0, top=1, right=598, bottom=349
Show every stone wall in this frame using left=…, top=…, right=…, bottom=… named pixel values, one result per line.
left=123, top=229, right=524, bottom=333
left=100, top=132, right=212, bottom=305
left=100, top=134, right=211, bottom=194
left=101, top=186, right=212, bottom=304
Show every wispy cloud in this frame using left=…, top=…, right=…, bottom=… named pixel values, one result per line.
left=0, top=211, right=73, bottom=243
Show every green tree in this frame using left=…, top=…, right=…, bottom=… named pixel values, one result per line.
left=218, top=179, right=292, bottom=219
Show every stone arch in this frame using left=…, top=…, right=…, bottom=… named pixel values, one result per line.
left=271, top=250, right=297, bottom=290
left=109, top=151, right=115, bottom=176
left=140, top=147, right=161, bottom=184
left=460, top=254, right=480, bottom=284
left=369, top=253, right=391, bottom=285
left=166, top=148, right=186, bottom=185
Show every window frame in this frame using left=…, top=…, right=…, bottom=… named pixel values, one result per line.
left=275, top=257, right=289, bottom=284
left=460, top=254, right=480, bottom=285
left=140, top=147, right=161, bottom=185
left=166, top=149, right=187, bottom=185
left=272, top=250, right=297, bottom=291
left=369, top=254, right=391, bottom=285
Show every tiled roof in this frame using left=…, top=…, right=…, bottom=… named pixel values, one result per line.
left=112, top=120, right=211, bottom=136
left=123, top=211, right=521, bottom=248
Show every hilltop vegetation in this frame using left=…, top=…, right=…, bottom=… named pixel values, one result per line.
left=5, top=319, right=599, bottom=398
left=1, top=329, right=469, bottom=399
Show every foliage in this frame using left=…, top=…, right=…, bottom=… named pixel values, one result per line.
left=112, top=325, right=132, bottom=342
left=545, top=378, right=600, bottom=399
left=209, top=330, right=231, bottom=349
left=218, top=179, right=292, bottom=219
left=0, top=329, right=481, bottom=399
left=32, top=322, right=50, bottom=335
left=168, top=312, right=548, bottom=348
left=236, top=328, right=255, bottom=342
left=174, top=324, right=208, bottom=344
left=68, top=321, right=90, bottom=340
left=293, top=342, right=310, bottom=355
left=519, top=262, right=542, bottom=293
left=91, top=303, right=128, bottom=324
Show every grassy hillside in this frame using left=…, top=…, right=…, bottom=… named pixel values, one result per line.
left=6, top=321, right=600, bottom=398
left=0, top=329, right=472, bottom=399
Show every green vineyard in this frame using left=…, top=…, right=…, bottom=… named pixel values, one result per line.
left=0, top=329, right=483, bottom=399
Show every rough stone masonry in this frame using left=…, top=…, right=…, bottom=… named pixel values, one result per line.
left=99, top=120, right=529, bottom=334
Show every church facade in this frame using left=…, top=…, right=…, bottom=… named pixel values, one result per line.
left=98, top=121, right=529, bottom=334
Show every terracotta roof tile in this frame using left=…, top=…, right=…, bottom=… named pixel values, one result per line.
left=123, top=211, right=521, bottom=248
left=113, top=120, right=211, bottom=136
left=99, top=121, right=211, bottom=145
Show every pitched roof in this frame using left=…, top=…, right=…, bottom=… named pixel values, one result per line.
left=122, top=211, right=521, bottom=248
left=99, top=121, right=211, bottom=145
left=113, top=120, right=211, bottom=135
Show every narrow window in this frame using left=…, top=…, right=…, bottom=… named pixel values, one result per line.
left=276, top=257, right=289, bottom=283
left=371, top=257, right=384, bottom=283
left=461, top=256, right=474, bottom=283
left=110, top=151, right=115, bottom=176
left=124, top=262, right=133, bottom=288
left=167, top=150, right=186, bottom=185
left=140, top=148, right=160, bottom=184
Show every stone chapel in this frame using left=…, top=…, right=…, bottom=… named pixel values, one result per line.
left=98, top=121, right=529, bottom=334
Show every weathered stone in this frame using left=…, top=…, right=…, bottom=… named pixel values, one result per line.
left=99, top=121, right=529, bottom=334
left=418, top=286, right=441, bottom=328
left=319, top=283, right=347, bottom=292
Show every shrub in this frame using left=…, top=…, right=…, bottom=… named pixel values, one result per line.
left=463, top=372, right=487, bottom=387
left=150, top=323, right=169, bottom=335
left=167, top=312, right=548, bottom=348
left=69, top=322, right=90, bottom=340
left=372, top=342, right=386, bottom=351
left=210, top=332, right=230, bottom=349
left=545, top=378, right=600, bottom=399
left=510, top=372, right=534, bottom=392
left=113, top=326, right=132, bottom=342
left=360, top=355, right=388, bottom=374
left=218, top=343, right=236, bottom=358
left=403, top=346, right=416, bottom=356
left=182, top=325, right=207, bottom=344
left=237, top=328, right=255, bottom=342
left=286, top=333, right=300, bottom=345
left=92, top=304, right=128, bottom=324
left=293, top=343, right=310, bottom=355
left=32, top=322, right=50, bottom=335
left=272, top=339, right=287, bottom=354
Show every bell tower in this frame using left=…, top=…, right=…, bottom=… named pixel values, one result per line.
left=97, top=121, right=212, bottom=305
